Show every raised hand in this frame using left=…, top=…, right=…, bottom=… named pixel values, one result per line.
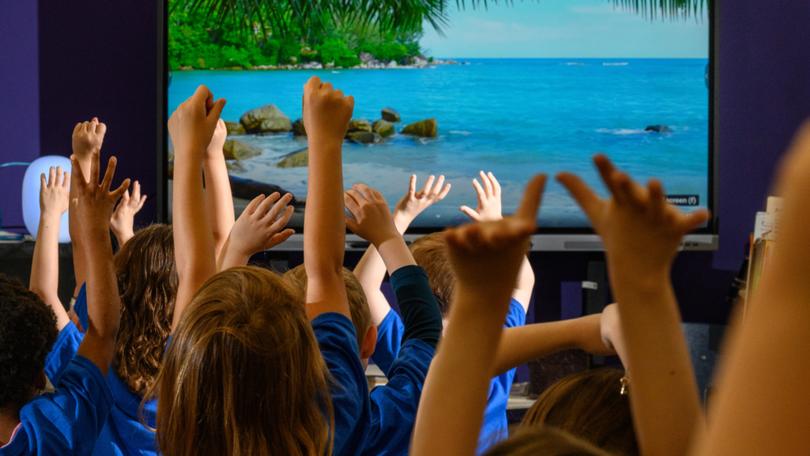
left=345, top=183, right=401, bottom=246
left=70, top=153, right=130, bottom=237
left=110, top=180, right=147, bottom=246
left=393, top=174, right=452, bottom=232
left=226, top=192, right=295, bottom=258
left=40, top=166, right=70, bottom=217
left=302, top=76, right=354, bottom=147
left=445, top=174, right=546, bottom=298
left=206, top=118, right=227, bottom=158
left=557, top=155, right=709, bottom=276
left=72, top=117, right=107, bottom=161
left=460, top=171, right=503, bottom=222
left=168, top=85, right=226, bottom=160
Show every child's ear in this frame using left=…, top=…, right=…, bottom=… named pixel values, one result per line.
left=360, top=325, right=378, bottom=360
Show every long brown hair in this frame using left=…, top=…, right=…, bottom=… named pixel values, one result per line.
left=152, top=266, right=333, bottom=456
left=113, top=224, right=177, bottom=396
left=485, top=425, right=612, bottom=456
left=521, top=368, right=638, bottom=456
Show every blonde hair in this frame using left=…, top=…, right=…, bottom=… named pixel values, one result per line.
left=410, top=232, right=454, bottom=314
left=283, top=265, right=371, bottom=347
left=152, top=266, right=333, bottom=456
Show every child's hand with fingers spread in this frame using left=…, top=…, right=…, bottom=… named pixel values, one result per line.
left=393, top=174, right=452, bottom=232
left=168, top=85, right=226, bottom=159
left=70, top=153, right=130, bottom=240
left=557, top=155, right=709, bottom=278
left=228, top=192, right=295, bottom=257
left=460, top=171, right=503, bottom=222
left=40, top=166, right=70, bottom=218
left=72, top=117, right=107, bottom=160
left=206, top=119, right=227, bottom=159
left=446, top=174, right=546, bottom=300
left=345, top=183, right=400, bottom=247
left=303, top=76, right=354, bottom=147
left=110, top=180, right=147, bottom=245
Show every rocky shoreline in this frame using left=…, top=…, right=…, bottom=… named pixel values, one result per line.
left=177, top=54, right=465, bottom=72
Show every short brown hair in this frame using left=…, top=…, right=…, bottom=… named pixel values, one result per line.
left=484, top=425, right=611, bottom=456
left=153, top=266, right=332, bottom=456
left=113, top=224, right=177, bottom=397
left=522, top=368, right=637, bottom=456
left=283, top=265, right=371, bottom=347
left=410, top=232, right=454, bottom=315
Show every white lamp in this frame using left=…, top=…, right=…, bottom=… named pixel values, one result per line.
left=22, top=155, right=72, bottom=243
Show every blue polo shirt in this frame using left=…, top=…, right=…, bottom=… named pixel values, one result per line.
left=372, top=298, right=526, bottom=453
left=0, top=356, right=113, bottom=455
left=43, top=319, right=159, bottom=455
left=312, top=313, right=371, bottom=456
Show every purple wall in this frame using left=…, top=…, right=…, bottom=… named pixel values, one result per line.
left=0, top=0, right=40, bottom=229
left=8, top=0, right=810, bottom=322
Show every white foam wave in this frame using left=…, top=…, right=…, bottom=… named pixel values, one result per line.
left=449, top=130, right=472, bottom=136
left=596, top=128, right=646, bottom=136
left=602, top=62, right=629, bottom=66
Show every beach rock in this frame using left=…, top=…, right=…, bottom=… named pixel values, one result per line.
left=223, top=139, right=261, bottom=161
left=401, top=118, right=438, bottom=138
left=276, top=148, right=308, bottom=168
left=387, top=60, right=398, bottom=68
left=292, top=118, right=307, bottom=136
left=225, top=160, right=246, bottom=173
left=347, top=119, right=372, bottom=133
left=224, top=121, right=245, bottom=135
left=301, top=61, right=323, bottom=70
left=347, top=131, right=381, bottom=144
left=239, top=104, right=292, bottom=133
left=381, top=107, right=401, bottom=122
left=229, top=175, right=298, bottom=205
left=409, top=56, right=429, bottom=67
left=645, top=124, right=673, bottom=134
left=359, top=52, right=375, bottom=64
left=373, top=120, right=395, bottom=138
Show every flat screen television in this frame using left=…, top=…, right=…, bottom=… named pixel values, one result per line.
left=158, top=0, right=718, bottom=250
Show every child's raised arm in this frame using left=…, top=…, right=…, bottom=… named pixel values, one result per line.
left=168, top=85, right=225, bottom=330
left=30, top=166, right=71, bottom=330
left=203, top=119, right=235, bottom=263
left=70, top=118, right=106, bottom=297
left=110, top=180, right=147, bottom=246
left=411, top=175, right=545, bottom=456
left=558, top=155, right=708, bottom=456
left=217, top=192, right=295, bottom=270
left=353, top=174, right=451, bottom=326
left=693, top=123, right=810, bottom=456
left=460, top=171, right=534, bottom=310
left=302, top=76, right=354, bottom=318
left=71, top=153, right=130, bottom=374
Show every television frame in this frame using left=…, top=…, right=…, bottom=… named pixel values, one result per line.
left=156, top=0, right=719, bottom=251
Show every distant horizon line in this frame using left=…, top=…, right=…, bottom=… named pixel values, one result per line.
left=432, top=56, right=708, bottom=60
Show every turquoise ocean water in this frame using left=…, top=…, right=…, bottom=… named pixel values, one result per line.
left=168, top=58, right=709, bottom=227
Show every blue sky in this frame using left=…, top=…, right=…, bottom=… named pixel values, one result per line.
left=421, top=0, right=709, bottom=58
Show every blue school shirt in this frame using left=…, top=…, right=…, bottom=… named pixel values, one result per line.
left=0, top=356, right=113, bottom=456
left=312, top=313, right=371, bottom=456
left=43, top=321, right=160, bottom=456
left=372, top=298, right=527, bottom=452
left=365, top=339, right=435, bottom=456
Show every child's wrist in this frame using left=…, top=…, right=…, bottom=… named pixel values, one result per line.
left=40, top=209, right=64, bottom=221
left=393, top=213, right=413, bottom=234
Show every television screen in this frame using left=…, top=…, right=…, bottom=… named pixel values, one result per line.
left=166, top=0, right=712, bottom=231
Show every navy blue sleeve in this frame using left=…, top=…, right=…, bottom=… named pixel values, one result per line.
left=13, top=355, right=113, bottom=455
left=364, top=339, right=435, bottom=456
left=371, top=310, right=404, bottom=376
left=44, top=322, right=84, bottom=385
left=312, top=313, right=370, bottom=456
left=389, top=265, right=442, bottom=348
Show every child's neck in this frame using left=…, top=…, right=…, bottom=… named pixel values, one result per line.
left=0, top=408, right=21, bottom=446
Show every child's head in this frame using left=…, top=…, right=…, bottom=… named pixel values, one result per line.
left=283, top=265, right=376, bottom=363
left=521, top=368, right=637, bottom=456
left=0, top=274, right=57, bottom=412
left=484, top=425, right=611, bottom=456
left=113, top=224, right=177, bottom=397
left=153, top=266, right=332, bottom=456
left=410, top=232, right=454, bottom=315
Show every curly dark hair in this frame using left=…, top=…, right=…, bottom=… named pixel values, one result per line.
left=113, top=224, right=177, bottom=397
left=0, top=273, right=57, bottom=410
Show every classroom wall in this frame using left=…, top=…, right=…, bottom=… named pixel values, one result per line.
left=0, top=0, right=40, bottom=230
left=11, top=0, right=810, bottom=323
